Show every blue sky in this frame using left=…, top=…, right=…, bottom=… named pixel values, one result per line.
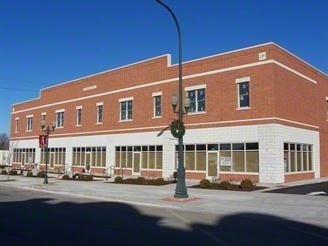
left=1, top=0, right=327, bottom=135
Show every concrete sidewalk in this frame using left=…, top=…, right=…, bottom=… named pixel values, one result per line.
left=1, top=174, right=328, bottom=229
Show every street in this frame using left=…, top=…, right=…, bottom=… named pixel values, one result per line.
left=1, top=186, right=328, bottom=246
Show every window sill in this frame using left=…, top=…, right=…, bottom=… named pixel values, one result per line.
left=187, top=111, right=206, bottom=116
left=96, top=122, right=103, bottom=125
left=236, top=107, right=251, bottom=111
left=119, top=119, right=133, bottom=122
left=152, top=116, right=162, bottom=119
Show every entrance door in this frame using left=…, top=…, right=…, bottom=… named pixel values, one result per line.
left=207, top=152, right=218, bottom=178
left=133, top=152, right=141, bottom=175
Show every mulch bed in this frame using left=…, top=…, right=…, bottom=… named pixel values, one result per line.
left=112, top=178, right=175, bottom=186
left=189, top=183, right=267, bottom=192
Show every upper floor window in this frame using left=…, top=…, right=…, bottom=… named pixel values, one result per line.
left=26, top=115, right=33, bottom=131
left=152, top=92, right=162, bottom=117
left=15, top=117, right=19, bottom=133
left=185, top=85, right=206, bottom=113
left=41, top=113, right=46, bottom=122
left=76, top=107, right=82, bottom=126
left=326, top=97, right=328, bottom=120
left=56, top=110, right=64, bottom=128
left=119, top=97, right=133, bottom=121
left=236, top=77, right=250, bottom=108
left=96, top=103, right=103, bottom=124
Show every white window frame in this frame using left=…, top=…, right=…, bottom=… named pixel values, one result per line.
left=41, top=112, right=46, bottom=122
left=96, top=103, right=103, bottom=124
left=26, top=115, right=33, bottom=132
left=119, top=97, right=133, bottom=121
left=185, top=84, right=206, bottom=114
left=15, top=117, right=19, bottom=133
left=236, top=77, right=250, bottom=109
left=152, top=92, right=162, bottom=118
left=55, top=109, right=65, bottom=128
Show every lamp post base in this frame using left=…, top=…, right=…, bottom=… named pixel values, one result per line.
left=174, top=177, right=189, bottom=198
left=43, top=175, right=49, bottom=184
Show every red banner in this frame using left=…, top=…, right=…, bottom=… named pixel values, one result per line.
left=39, top=135, right=48, bottom=148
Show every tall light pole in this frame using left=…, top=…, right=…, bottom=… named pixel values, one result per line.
left=155, top=0, right=189, bottom=198
left=40, top=120, right=56, bottom=184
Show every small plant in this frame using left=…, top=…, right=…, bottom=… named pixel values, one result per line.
left=239, top=178, right=254, bottom=189
left=219, top=180, right=231, bottom=190
left=9, top=170, right=18, bottom=176
left=1, top=169, right=8, bottom=175
left=148, top=177, right=165, bottom=185
left=26, top=171, right=33, bottom=177
left=114, top=176, right=123, bottom=183
left=199, top=179, right=211, bottom=188
left=136, top=176, right=147, bottom=184
left=37, top=171, right=46, bottom=178
left=62, top=174, right=70, bottom=180
left=77, top=174, right=93, bottom=181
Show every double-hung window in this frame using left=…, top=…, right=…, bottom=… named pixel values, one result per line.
left=15, top=117, right=19, bottom=133
left=185, top=85, right=206, bottom=113
left=236, top=77, right=250, bottom=108
left=119, top=97, right=133, bottom=121
left=152, top=92, right=162, bottom=117
left=76, top=106, right=82, bottom=126
left=56, top=110, right=65, bottom=128
left=96, top=103, right=103, bottom=124
left=26, top=115, right=33, bottom=131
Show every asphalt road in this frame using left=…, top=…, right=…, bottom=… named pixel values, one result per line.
left=266, top=181, right=328, bottom=196
left=1, top=186, right=328, bottom=246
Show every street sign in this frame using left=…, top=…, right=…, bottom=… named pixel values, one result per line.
left=39, top=135, right=48, bottom=148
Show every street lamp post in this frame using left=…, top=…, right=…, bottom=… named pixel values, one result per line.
left=41, top=120, right=56, bottom=184
left=155, top=0, right=189, bottom=198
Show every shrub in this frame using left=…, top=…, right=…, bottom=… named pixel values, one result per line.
left=62, top=174, right=70, bottom=180
left=239, top=179, right=254, bottom=189
left=219, top=180, right=231, bottom=190
left=9, top=170, right=18, bottom=176
left=148, top=177, right=165, bottom=185
left=114, top=176, right=123, bottom=183
left=37, top=171, right=46, bottom=178
left=84, top=175, right=93, bottom=181
left=26, top=171, right=33, bottom=177
left=1, top=169, right=8, bottom=175
left=155, top=177, right=165, bottom=185
left=136, top=176, right=147, bottom=184
left=199, top=179, right=211, bottom=188
left=77, top=174, right=94, bottom=181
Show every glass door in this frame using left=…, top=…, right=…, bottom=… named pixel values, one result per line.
left=207, top=152, right=218, bottom=178
left=133, top=152, right=141, bottom=175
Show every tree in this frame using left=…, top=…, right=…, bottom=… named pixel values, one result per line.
left=0, top=133, right=9, bottom=150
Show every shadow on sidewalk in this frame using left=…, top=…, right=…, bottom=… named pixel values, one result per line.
left=1, top=197, right=328, bottom=245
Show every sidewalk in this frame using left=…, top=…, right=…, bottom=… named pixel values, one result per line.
left=1, top=174, right=328, bottom=229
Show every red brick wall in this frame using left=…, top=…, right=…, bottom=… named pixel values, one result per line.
left=284, top=172, right=315, bottom=183
left=218, top=173, right=259, bottom=184
left=9, top=43, right=328, bottom=182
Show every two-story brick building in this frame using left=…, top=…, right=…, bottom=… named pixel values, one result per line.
left=9, top=42, right=328, bottom=184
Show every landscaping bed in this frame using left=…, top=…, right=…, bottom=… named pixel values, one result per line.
left=188, top=178, right=267, bottom=192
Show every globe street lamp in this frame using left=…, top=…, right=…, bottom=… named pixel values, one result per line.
left=40, top=120, right=56, bottom=184
left=155, top=0, right=189, bottom=198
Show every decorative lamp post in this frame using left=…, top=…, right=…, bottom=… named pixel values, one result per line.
left=40, top=120, right=56, bottom=184
left=155, top=0, right=190, bottom=198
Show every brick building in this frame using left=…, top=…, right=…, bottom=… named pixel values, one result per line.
left=9, top=42, right=328, bottom=184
